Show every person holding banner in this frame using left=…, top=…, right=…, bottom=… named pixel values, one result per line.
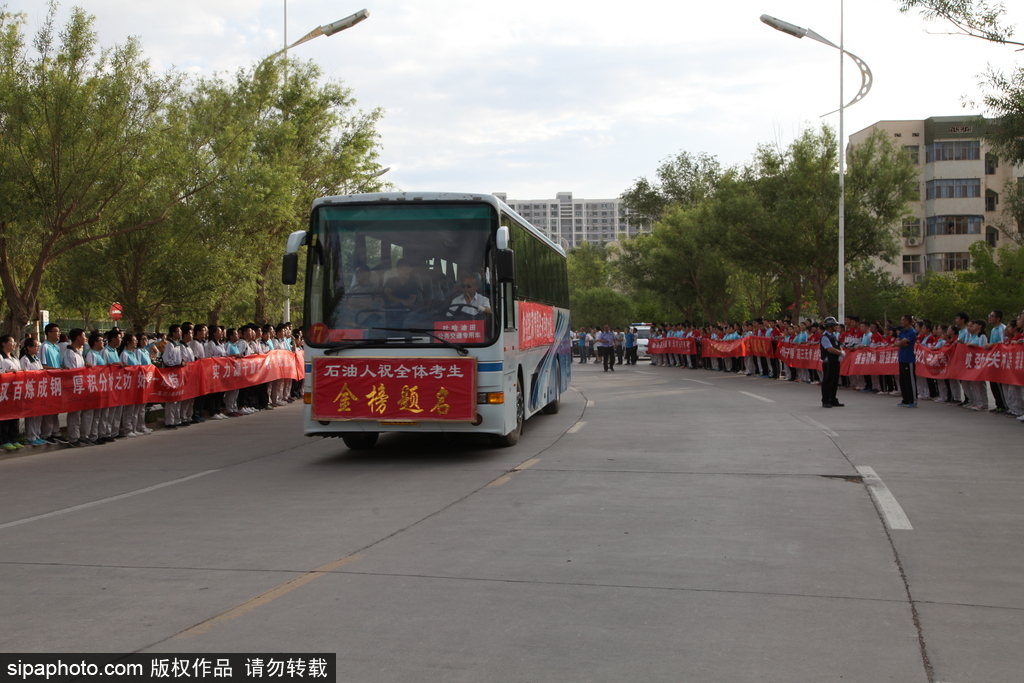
left=0, top=335, right=24, bottom=450
left=986, top=310, right=1008, bottom=414
left=895, top=315, right=918, bottom=408
left=39, top=323, right=66, bottom=444
left=819, top=317, right=844, bottom=408
left=963, top=320, right=990, bottom=412
left=62, top=329, right=91, bottom=448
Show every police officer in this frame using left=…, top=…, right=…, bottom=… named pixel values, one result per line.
left=820, top=317, right=844, bottom=408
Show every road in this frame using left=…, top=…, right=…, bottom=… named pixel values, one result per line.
left=1, top=361, right=1022, bottom=682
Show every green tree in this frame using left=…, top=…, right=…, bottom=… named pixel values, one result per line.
left=620, top=151, right=722, bottom=226
left=723, top=126, right=917, bottom=320
left=569, top=287, right=635, bottom=330
left=567, top=241, right=610, bottom=292
left=0, top=4, right=226, bottom=334
left=617, top=204, right=736, bottom=324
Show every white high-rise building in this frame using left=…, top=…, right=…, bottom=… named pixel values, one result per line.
left=850, top=116, right=1022, bottom=286
left=493, top=192, right=650, bottom=249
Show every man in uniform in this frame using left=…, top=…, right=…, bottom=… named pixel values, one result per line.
left=819, top=317, right=844, bottom=408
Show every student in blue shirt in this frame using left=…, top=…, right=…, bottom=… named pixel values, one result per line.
left=39, top=323, right=67, bottom=444
left=986, top=310, right=1008, bottom=413
left=964, top=319, right=989, bottom=412
left=894, top=314, right=918, bottom=407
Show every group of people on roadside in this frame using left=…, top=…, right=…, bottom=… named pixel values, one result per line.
left=0, top=321, right=304, bottom=452
left=596, top=309, right=1024, bottom=422
left=572, top=327, right=640, bottom=370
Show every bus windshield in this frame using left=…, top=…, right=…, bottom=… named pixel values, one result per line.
left=305, top=203, right=497, bottom=346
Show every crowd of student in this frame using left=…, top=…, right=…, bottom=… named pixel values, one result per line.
left=589, top=309, right=1024, bottom=421
left=0, top=321, right=304, bottom=452
left=572, top=327, right=641, bottom=369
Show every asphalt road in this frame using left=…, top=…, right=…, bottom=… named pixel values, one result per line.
left=1, top=361, right=1022, bottom=682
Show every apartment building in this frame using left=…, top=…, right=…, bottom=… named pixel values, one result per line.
left=493, top=192, right=650, bottom=249
left=850, top=116, right=1022, bottom=286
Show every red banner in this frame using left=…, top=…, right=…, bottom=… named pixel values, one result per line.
left=839, top=346, right=900, bottom=376
left=311, top=356, right=476, bottom=422
left=697, top=337, right=777, bottom=359
left=519, top=302, right=555, bottom=350
left=776, top=342, right=822, bottom=370
left=745, top=336, right=776, bottom=359
left=648, top=337, right=697, bottom=355
left=839, top=343, right=1024, bottom=386
left=913, top=344, right=956, bottom=380
left=951, top=343, right=1024, bottom=385
left=0, top=350, right=303, bottom=420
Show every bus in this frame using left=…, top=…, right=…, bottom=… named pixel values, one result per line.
left=282, top=192, right=571, bottom=450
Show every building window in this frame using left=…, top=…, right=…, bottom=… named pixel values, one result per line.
left=925, top=178, right=981, bottom=199
left=902, top=219, right=921, bottom=238
left=985, top=153, right=998, bottom=175
left=903, top=255, right=921, bottom=274
left=925, top=140, right=981, bottom=162
left=986, top=190, right=998, bottom=212
left=903, top=146, right=920, bottom=164
left=926, top=252, right=972, bottom=272
left=926, top=215, right=983, bottom=235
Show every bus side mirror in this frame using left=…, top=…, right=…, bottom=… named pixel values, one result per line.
left=282, top=253, right=299, bottom=285
left=496, top=249, right=515, bottom=283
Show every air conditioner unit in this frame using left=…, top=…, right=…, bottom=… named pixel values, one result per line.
left=906, top=237, right=922, bottom=247
left=913, top=273, right=923, bottom=283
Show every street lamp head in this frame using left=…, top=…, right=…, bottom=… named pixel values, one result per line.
left=760, top=14, right=808, bottom=39
left=322, top=9, right=370, bottom=37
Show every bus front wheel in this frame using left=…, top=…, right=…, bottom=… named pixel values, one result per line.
left=342, top=432, right=379, bottom=450
left=491, top=380, right=524, bottom=448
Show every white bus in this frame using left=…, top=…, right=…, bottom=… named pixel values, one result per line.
left=282, top=192, right=571, bottom=449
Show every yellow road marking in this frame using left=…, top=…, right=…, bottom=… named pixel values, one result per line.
left=486, top=458, right=541, bottom=488
left=175, top=555, right=362, bottom=639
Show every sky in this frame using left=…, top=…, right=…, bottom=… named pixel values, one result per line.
left=6, top=0, right=1024, bottom=199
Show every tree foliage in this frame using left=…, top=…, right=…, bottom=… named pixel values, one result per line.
left=620, top=151, right=722, bottom=226
left=566, top=241, right=610, bottom=292
left=0, top=4, right=388, bottom=334
left=569, top=287, right=635, bottom=330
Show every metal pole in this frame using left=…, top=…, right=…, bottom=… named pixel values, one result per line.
left=283, top=0, right=291, bottom=324
left=837, top=0, right=846, bottom=322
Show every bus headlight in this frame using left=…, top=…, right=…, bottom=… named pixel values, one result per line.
left=477, top=392, right=504, bottom=404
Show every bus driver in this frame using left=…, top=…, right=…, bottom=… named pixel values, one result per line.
left=447, top=275, right=491, bottom=317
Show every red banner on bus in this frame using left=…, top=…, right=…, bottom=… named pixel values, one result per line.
left=311, top=356, right=477, bottom=422
left=519, top=302, right=555, bottom=350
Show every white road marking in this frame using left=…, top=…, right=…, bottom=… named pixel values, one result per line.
left=634, top=371, right=655, bottom=375
left=680, top=378, right=713, bottom=386
left=856, top=466, right=913, bottom=530
left=567, top=421, right=587, bottom=434
left=800, top=416, right=839, bottom=438
left=587, top=400, right=595, bottom=407
left=739, top=391, right=775, bottom=403
left=0, top=470, right=221, bottom=531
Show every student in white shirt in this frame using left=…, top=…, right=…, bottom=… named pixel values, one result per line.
left=0, top=335, right=24, bottom=450
left=161, top=325, right=186, bottom=429
left=62, top=329, right=91, bottom=447
left=19, top=338, right=47, bottom=446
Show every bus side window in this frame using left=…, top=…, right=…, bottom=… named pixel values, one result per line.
left=503, top=282, right=516, bottom=330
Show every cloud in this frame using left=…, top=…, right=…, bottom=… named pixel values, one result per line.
left=7, top=0, right=1024, bottom=198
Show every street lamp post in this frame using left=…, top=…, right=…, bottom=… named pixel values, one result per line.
left=760, top=5, right=872, bottom=323
left=277, top=6, right=371, bottom=325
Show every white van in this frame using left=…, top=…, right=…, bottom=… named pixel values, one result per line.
left=631, top=323, right=652, bottom=359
